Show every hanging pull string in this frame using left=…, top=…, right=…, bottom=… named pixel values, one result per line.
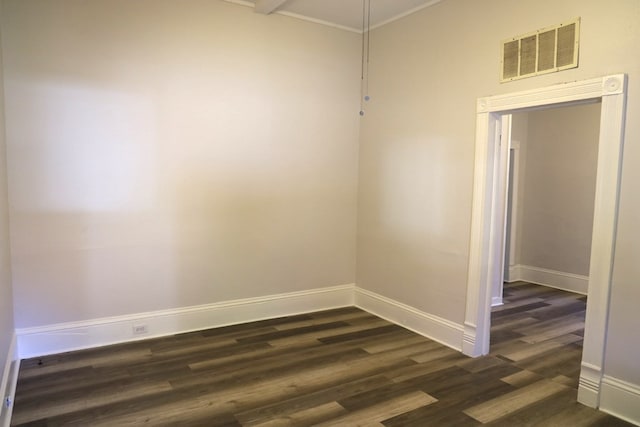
left=359, top=0, right=366, bottom=116
left=365, top=0, right=371, bottom=101
left=360, top=0, right=366, bottom=81
left=359, top=0, right=371, bottom=116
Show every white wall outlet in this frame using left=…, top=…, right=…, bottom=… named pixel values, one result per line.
left=132, top=324, right=148, bottom=335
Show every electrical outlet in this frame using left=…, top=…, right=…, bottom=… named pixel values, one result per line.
left=132, top=324, right=148, bottom=335
left=5, top=396, right=12, bottom=408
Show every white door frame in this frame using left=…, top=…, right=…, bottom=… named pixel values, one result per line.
left=463, top=74, right=628, bottom=408
left=503, top=139, right=521, bottom=284
left=489, top=116, right=512, bottom=307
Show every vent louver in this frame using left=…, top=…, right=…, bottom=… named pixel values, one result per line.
left=501, top=18, right=580, bottom=82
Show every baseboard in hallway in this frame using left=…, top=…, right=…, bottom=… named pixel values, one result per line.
left=507, top=265, right=588, bottom=295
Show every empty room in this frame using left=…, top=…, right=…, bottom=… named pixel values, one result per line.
left=0, top=0, right=639, bottom=425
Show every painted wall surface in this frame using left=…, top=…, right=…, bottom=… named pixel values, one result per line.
left=0, top=0, right=15, bottom=398
left=357, top=0, right=640, bottom=385
left=2, top=0, right=361, bottom=328
left=514, top=103, right=600, bottom=279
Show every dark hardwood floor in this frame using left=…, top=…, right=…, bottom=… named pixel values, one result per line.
left=11, top=282, right=633, bottom=426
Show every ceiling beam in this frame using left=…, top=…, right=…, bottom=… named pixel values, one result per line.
left=254, top=0, right=289, bottom=15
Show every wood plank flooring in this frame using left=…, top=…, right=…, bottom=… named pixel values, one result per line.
left=11, top=282, right=633, bottom=426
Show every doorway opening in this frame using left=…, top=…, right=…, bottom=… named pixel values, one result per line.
left=490, top=102, right=601, bottom=387
left=463, top=75, right=627, bottom=409
left=498, top=101, right=601, bottom=300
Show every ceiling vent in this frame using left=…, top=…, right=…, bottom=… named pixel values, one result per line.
left=501, top=18, right=580, bottom=83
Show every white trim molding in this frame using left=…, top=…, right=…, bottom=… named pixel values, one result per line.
left=221, top=0, right=359, bottom=33
left=254, top=0, right=288, bottom=15
left=578, top=361, right=604, bottom=408
left=600, top=376, right=640, bottom=426
left=370, top=0, right=442, bottom=31
left=503, top=140, right=521, bottom=285
left=16, top=284, right=355, bottom=359
left=508, top=265, right=588, bottom=295
left=0, top=333, right=19, bottom=427
left=222, top=0, right=442, bottom=33
left=465, top=74, right=628, bottom=412
left=354, top=287, right=463, bottom=351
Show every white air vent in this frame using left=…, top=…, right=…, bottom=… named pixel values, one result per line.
left=501, top=18, right=580, bottom=83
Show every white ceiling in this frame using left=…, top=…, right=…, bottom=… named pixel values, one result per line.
left=226, top=0, right=442, bottom=32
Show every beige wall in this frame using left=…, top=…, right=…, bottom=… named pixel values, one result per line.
left=2, top=0, right=361, bottom=328
left=357, top=0, right=640, bottom=385
left=514, top=103, right=600, bottom=279
left=0, top=0, right=15, bottom=404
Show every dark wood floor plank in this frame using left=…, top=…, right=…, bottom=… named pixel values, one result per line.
left=385, top=352, right=468, bottom=384
left=11, top=379, right=173, bottom=425
left=315, top=390, right=437, bottom=426
left=18, top=347, right=153, bottom=380
left=253, top=401, right=348, bottom=427
left=491, top=301, right=550, bottom=318
left=483, top=387, right=579, bottom=427
left=235, top=375, right=392, bottom=426
left=336, top=379, right=426, bottom=412
left=235, top=321, right=352, bottom=344
left=462, top=378, right=569, bottom=423
left=266, top=317, right=392, bottom=347
left=317, top=323, right=405, bottom=344
left=382, top=373, right=513, bottom=427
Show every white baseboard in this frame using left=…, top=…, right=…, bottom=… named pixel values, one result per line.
left=600, top=376, right=640, bottom=426
left=578, top=361, right=602, bottom=408
left=354, top=287, right=463, bottom=351
left=508, top=264, right=588, bottom=295
left=491, top=296, right=504, bottom=307
left=16, top=284, right=355, bottom=359
left=0, top=333, right=19, bottom=427
left=507, top=264, right=521, bottom=283
left=462, top=321, right=488, bottom=357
